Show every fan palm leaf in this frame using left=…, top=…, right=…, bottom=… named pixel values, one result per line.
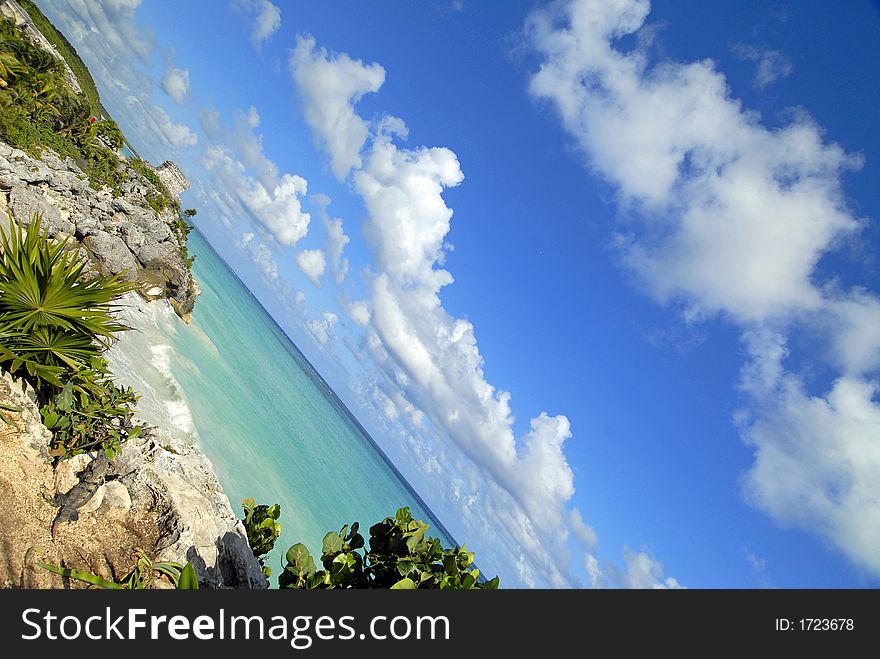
left=0, top=214, right=136, bottom=388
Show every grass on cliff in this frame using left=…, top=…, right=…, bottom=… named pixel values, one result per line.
left=16, top=0, right=108, bottom=118
left=0, top=14, right=193, bottom=276
left=0, top=15, right=128, bottom=192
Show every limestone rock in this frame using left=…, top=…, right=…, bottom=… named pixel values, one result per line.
left=0, top=138, right=198, bottom=320
left=113, top=428, right=267, bottom=589
left=83, top=230, right=141, bottom=280
left=0, top=372, right=266, bottom=589
left=8, top=186, right=76, bottom=237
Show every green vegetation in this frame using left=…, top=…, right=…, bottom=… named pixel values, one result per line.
left=172, top=212, right=196, bottom=269
left=183, top=208, right=197, bottom=218
left=0, top=214, right=141, bottom=460
left=0, top=16, right=182, bottom=215
left=242, top=498, right=282, bottom=578
left=278, top=507, right=499, bottom=590
left=129, top=157, right=179, bottom=214
left=41, top=549, right=199, bottom=589
left=17, top=0, right=108, bottom=118
left=0, top=15, right=130, bottom=194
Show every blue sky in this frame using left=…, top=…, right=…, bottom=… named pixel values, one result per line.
left=37, top=0, right=880, bottom=588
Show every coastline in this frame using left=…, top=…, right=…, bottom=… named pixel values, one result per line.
left=192, top=230, right=463, bottom=549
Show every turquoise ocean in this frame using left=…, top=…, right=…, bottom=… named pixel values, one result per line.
left=107, top=228, right=455, bottom=575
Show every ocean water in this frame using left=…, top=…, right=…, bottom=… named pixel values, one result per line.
left=106, top=228, right=455, bottom=577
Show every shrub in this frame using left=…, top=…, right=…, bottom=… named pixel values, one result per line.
left=242, top=498, right=282, bottom=578
left=0, top=214, right=141, bottom=461
left=279, top=507, right=499, bottom=590
left=0, top=215, right=133, bottom=388
left=40, top=362, right=141, bottom=460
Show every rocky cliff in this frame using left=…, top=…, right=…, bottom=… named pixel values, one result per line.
left=0, top=372, right=266, bottom=589
left=0, top=143, right=268, bottom=588
left=0, top=142, right=199, bottom=321
left=0, top=1, right=265, bottom=590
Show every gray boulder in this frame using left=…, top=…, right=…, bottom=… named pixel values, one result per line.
left=82, top=230, right=140, bottom=280
left=137, top=239, right=178, bottom=266
left=8, top=186, right=76, bottom=236
left=112, top=427, right=268, bottom=589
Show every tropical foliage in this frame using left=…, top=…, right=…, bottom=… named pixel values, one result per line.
left=279, top=507, right=499, bottom=590
left=41, top=549, right=200, bottom=589
left=0, top=214, right=141, bottom=460
left=0, top=16, right=177, bottom=207
left=17, top=0, right=108, bottom=118
left=0, top=216, right=132, bottom=383
left=242, top=498, right=282, bottom=578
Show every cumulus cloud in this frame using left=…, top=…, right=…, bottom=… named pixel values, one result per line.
left=296, top=249, right=327, bottom=286
left=570, top=508, right=598, bottom=552
left=351, top=115, right=577, bottom=583
left=528, top=0, right=880, bottom=578
left=613, top=547, right=685, bottom=589
left=732, top=43, right=793, bottom=89
left=739, top=331, right=880, bottom=577
left=307, top=311, right=338, bottom=345
left=233, top=0, right=282, bottom=50
left=324, top=217, right=350, bottom=284
left=162, top=66, right=190, bottom=104
left=347, top=300, right=371, bottom=327
left=203, top=145, right=310, bottom=246
left=290, top=36, right=386, bottom=179
left=148, top=104, right=198, bottom=147
left=312, top=194, right=350, bottom=284
left=528, top=0, right=861, bottom=323
left=238, top=232, right=279, bottom=281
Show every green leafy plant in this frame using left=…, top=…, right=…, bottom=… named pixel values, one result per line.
left=242, top=498, right=281, bottom=578
left=17, top=0, right=107, bottom=118
left=0, top=214, right=142, bottom=461
left=40, top=549, right=199, bottom=589
left=279, top=507, right=499, bottom=590
left=0, top=214, right=134, bottom=389
left=40, top=364, right=141, bottom=460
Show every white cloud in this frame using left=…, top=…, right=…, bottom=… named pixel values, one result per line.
left=347, top=300, right=371, bottom=327
left=296, top=249, right=326, bottom=286
left=570, top=508, right=598, bottom=552
left=732, top=43, right=793, bottom=89
left=198, top=106, right=224, bottom=140
left=351, top=115, right=578, bottom=584
left=203, top=145, right=310, bottom=246
left=528, top=0, right=880, bottom=579
left=290, top=36, right=386, bottom=179
left=149, top=104, right=198, bottom=147
left=162, top=66, right=190, bottom=104
left=324, top=217, right=350, bottom=284
left=613, top=547, right=685, bottom=589
left=825, top=291, right=880, bottom=377
left=238, top=232, right=279, bottom=280
left=307, top=311, right=338, bottom=345
left=527, top=0, right=861, bottom=324
left=312, top=194, right=350, bottom=284
left=739, top=332, right=880, bottom=577
left=233, top=0, right=282, bottom=50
